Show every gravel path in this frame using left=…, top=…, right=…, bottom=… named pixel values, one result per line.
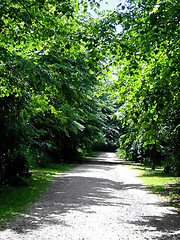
left=0, top=152, right=180, bottom=240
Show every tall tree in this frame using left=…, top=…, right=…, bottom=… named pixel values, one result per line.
left=109, top=0, right=180, bottom=174
left=0, top=0, right=113, bottom=183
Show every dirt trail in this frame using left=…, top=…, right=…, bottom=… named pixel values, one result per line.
left=0, top=152, right=180, bottom=239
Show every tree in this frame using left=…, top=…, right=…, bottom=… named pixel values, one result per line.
left=0, top=0, right=124, bottom=184
left=109, top=0, right=180, bottom=174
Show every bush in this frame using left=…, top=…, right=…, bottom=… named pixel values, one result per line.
left=116, top=148, right=127, bottom=159
left=0, top=152, right=30, bottom=186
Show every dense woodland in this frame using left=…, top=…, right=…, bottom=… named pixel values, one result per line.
left=0, top=0, right=179, bottom=185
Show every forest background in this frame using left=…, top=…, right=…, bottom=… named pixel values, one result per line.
left=0, top=0, right=179, bottom=185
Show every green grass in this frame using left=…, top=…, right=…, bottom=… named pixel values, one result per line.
left=125, top=162, right=180, bottom=209
left=84, top=151, right=100, bottom=161
left=0, top=163, right=75, bottom=230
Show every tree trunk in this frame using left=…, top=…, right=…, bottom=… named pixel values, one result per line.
left=151, top=142, right=157, bottom=170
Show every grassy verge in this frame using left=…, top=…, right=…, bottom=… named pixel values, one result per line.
left=0, top=163, right=75, bottom=230
left=124, top=162, right=180, bottom=209
left=83, top=151, right=100, bottom=161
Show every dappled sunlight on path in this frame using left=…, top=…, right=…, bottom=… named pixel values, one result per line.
left=0, top=152, right=180, bottom=239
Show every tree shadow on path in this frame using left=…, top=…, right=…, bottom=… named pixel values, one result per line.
left=2, top=152, right=180, bottom=239
left=7, top=163, right=129, bottom=233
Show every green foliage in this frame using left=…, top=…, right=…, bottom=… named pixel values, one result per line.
left=1, top=0, right=179, bottom=183
left=0, top=0, right=118, bottom=184
left=109, top=0, right=180, bottom=175
left=116, top=148, right=127, bottom=160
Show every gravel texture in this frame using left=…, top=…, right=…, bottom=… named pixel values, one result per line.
left=0, top=152, right=180, bottom=240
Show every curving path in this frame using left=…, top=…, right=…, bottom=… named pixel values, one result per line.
left=0, top=152, right=180, bottom=239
